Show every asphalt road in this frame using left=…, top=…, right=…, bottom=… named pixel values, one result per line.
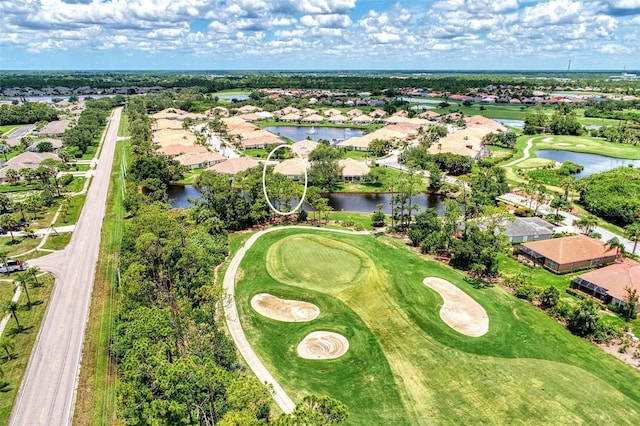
left=9, top=107, right=122, bottom=426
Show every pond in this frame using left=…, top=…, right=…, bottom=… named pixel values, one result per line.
left=264, top=126, right=364, bottom=143
left=534, top=150, right=640, bottom=178
left=216, top=94, right=249, bottom=101
left=493, top=118, right=524, bottom=129
left=167, top=185, right=447, bottom=215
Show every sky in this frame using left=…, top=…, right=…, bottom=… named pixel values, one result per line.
left=1, top=0, right=639, bottom=71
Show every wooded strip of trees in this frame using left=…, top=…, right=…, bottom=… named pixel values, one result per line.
left=118, top=96, right=347, bottom=424
left=579, top=167, right=640, bottom=227
left=0, top=102, right=58, bottom=125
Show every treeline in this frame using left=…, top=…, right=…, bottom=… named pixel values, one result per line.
left=579, top=167, right=640, bottom=227
left=62, top=97, right=122, bottom=156
left=0, top=102, right=58, bottom=125
left=8, top=71, right=639, bottom=95
left=117, top=97, right=347, bottom=424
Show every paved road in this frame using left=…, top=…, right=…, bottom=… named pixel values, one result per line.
left=223, top=225, right=369, bottom=414
left=9, top=108, right=122, bottom=426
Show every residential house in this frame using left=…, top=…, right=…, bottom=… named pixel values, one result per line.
left=273, top=158, right=310, bottom=180
left=0, top=151, right=61, bottom=183
left=516, top=234, right=618, bottom=272
left=156, top=144, right=209, bottom=156
left=207, top=157, right=260, bottom=175
left=175, top=151, right=226, bottom=169
left=301, top=114, right=324, bottom=124
left=291, top=140, right=319, bottom=158
left=34, top=120, right=71, bottom=137
left=327, top=114, right=348, bottom=124
left=280, top=113, right=302, bottom=123
left=338, top=158, right=370, bottom=181
left=571, top=259, right=640, bottom=312
left=499, top=217, right=555, bottom=243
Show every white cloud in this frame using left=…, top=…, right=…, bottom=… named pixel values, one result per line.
left=300, top=13, right=352, bottom=28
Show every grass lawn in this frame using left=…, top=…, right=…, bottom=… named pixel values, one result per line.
left=0, top=274, right=55, bottom=424
left=0, top=124, right=23, bottom=136
left=41, top=232, right=72, bottom=251
left=432, top=103, right=530, bottom=120
left=117, top=111, right=129, bottom=136
left=54, top=194, right=86, bottom=226
left=343, top=151, right=381, bottom=160
left=322, top=211, right=374, bottom=231
left=0, top=236, right=41, bottom=258
left=533, top=135, right=640, bottom=159
left=233, top=228, right=640, bottom=424
left=0, top=280, right=16, bottom=305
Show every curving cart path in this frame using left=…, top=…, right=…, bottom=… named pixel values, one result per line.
left=222, top=225, right=366, bottom=413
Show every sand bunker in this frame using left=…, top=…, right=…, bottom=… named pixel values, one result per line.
left=542, top=137, right=554, bottom=142
left=556, top=143, right=570, bottom=146
left=423, top=277, right=489, bottom=337
left=576, top=144, right=586, bottom=147
left=297, top=331, right=349, bottom=359
left=251, top=293, right=320, bottom=322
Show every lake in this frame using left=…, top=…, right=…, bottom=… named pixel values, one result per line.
left=264, top=126, right=364, bottom=143
left=217, top=94, right=249, bottom=101
left=167, top=185, right=447, bottom=214
left=534, top=150, right=640, bottom=178
left=493, top=118, right=524, bottom=129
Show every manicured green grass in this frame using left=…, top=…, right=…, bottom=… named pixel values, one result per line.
left=0, top=124, right=22, bottom=136
left=234, top=229, right=640, bottom=424
left=0, top=236, right=41, bottom=258
left=0, top=274, right=55, bottom=424
left=516, top=158, right=555, bottom=169
left=54, top=194, right=86, bottom=226
left=41, top=232, right=72, bottom=251
left=0, top=280, right=16, bottom=306
left=533, top=135, right=640, bottom=159
left=343, top=151, right=381, bottom=160
left=323, top=211, right=375, bottom=231
left=432, top=103, right=529, bottom=120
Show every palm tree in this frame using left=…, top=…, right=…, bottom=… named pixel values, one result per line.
left=573, top=214, right=598, bottom=235
left=625, top=221, right=640, bottom=255
left=5, top=301, right=21, bottom=330
left=27, top=266, right=41, bottom=287
left=0, top=337, right=15, bottom=360
left=16, top=272, right=32, bottom=308
left=22, top=224, right=35, bottom=239
left=606, top=237, right=625, bottom=261
left=0, top=213, right=17, bottom=243
left=560, top=176, right=575, bottom=202
left=0, top=251, right=7, bottom=272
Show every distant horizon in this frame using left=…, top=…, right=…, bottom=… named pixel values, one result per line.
left=1, top=1, right=639, bottom=71
left=2, top=68, right=639, bottom=74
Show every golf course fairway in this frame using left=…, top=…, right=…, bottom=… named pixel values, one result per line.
left=233, top=228, right=640, bottom=425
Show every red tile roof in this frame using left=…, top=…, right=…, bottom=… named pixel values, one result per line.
left=577, top=259, right=640, bottom=301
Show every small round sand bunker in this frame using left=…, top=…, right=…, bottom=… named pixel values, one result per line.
left=251, top=293, right=320, bottom=322
left=297, top=331, right=349, bottom=360
left=423, top=277, right=489, bottom=337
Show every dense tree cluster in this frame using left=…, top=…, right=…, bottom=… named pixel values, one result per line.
left=523, top=104, right=582, bottom=135
left=399, top=146, right=473, bottom=176
left=481, top=131, right=516, bottom=148
left=579, top=167, right=640, bottom=226
left=63, top=97, right=122, bottom=155
left=0, top=102, right=58, bottom=125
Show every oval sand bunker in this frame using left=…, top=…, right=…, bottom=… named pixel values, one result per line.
left=251, top=293, right=320, bottom=322
left=297, top=331, right=349, bottom=360
left=423, top=277, right=489, bottom=337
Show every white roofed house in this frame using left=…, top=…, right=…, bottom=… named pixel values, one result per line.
left=301, top=114, right=324, bottom=124
left=273, top=158, right=310, bottom=181
left=280, top=113, right=302, bottom=123
left=327, top=114, right=348, bottom=124
left=338, top=158, right=370, bottom=181
left=291, top=139, right=319, bottom=158
left=174, top=151, right=226, bottom=170
left=323, top=108, right=342, bottom=117
left=351, top=115, right=373, bottom=125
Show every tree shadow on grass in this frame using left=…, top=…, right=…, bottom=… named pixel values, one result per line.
left=0, top=381, right=11, bottom=392
left=5, top=325, right=33, bottom=337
